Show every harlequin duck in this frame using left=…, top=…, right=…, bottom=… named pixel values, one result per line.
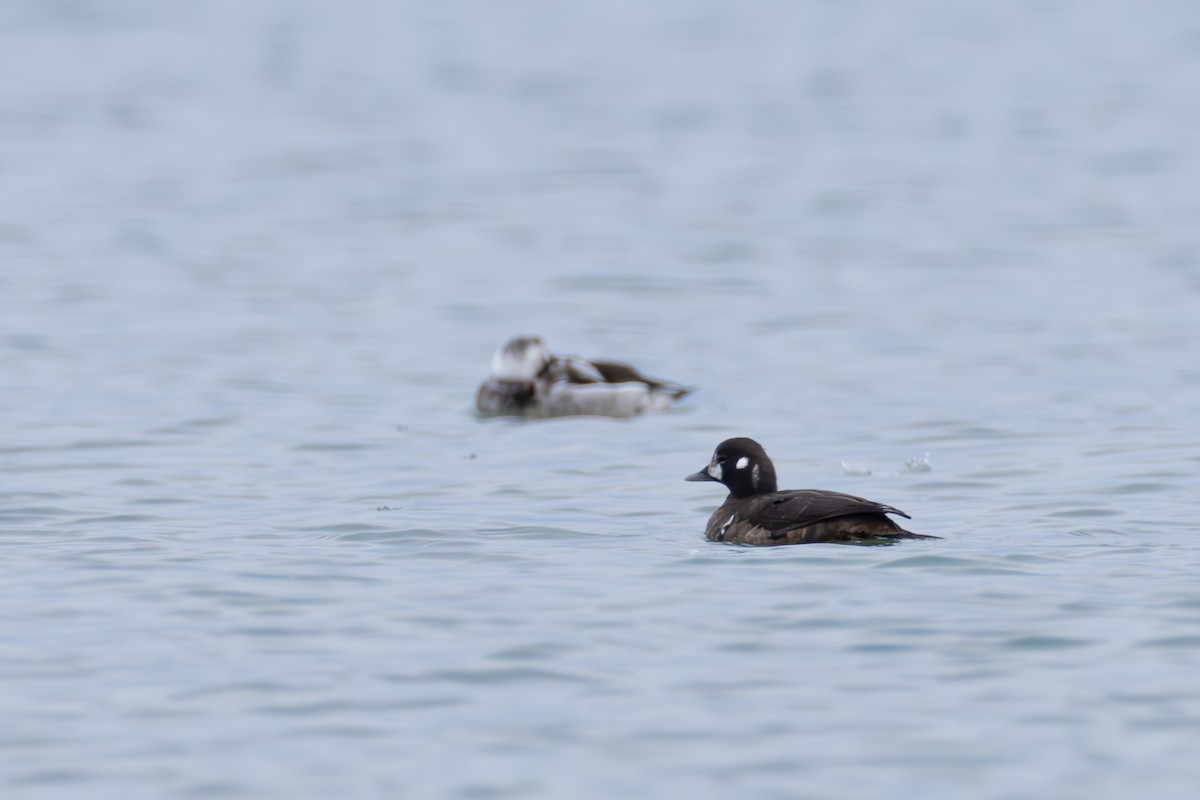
left=685, top=437, right=937, bottom=545
left=476, top=336, right=690, bottom=418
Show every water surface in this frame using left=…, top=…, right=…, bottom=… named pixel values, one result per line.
left=4, top=1, right=1200, bottom=798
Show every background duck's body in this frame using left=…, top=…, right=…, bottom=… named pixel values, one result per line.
left=476, top=336, right=689, bottom=418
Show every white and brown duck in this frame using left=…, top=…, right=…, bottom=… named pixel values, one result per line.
left=476, top=336, right=690, bottom=418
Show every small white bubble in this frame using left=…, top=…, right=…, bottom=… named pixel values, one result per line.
left=901, top=453, right=932, bottom=474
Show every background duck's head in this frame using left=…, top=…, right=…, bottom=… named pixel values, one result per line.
left=489, top=336, right=552, bottom=381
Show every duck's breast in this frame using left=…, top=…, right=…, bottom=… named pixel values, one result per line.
left=476, top=379, right=535, bottom=414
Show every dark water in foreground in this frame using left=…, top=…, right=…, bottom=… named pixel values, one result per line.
left=4, top=1, right=1200, bottom=797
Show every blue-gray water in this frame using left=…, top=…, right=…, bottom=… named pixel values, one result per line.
left=4, top=1, right=1200, bottom=798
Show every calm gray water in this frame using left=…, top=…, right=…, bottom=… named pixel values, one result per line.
left=4, top=1, right=1200, bottom=798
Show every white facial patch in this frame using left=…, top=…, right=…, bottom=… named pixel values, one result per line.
left=735, top=456, right=749, bottom=470
left=707, top=462, right=723, bottom=481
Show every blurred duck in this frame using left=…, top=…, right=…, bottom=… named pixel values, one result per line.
left=476, top=336, right=690, bottom=418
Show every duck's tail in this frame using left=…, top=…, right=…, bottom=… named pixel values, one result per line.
left=886, top=528, right=942, bottom=540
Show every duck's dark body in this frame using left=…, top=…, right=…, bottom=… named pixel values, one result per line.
left=703, top=489, right=928, bottom=545
left=687, top=438, right=937, bottom=546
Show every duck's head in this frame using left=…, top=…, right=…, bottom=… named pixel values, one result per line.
left=489, top=336, right=552, bottom=381
left=685, top=437, right=778, bottom=497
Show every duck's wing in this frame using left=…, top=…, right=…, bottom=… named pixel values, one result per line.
left=588, top=360, right=691, bottom=398
left=752, top=489, right=911, bottom=532
left=543, top=356, right=605, bottom=384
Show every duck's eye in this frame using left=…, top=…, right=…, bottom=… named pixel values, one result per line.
left=717, top=456, right=726, bottom=464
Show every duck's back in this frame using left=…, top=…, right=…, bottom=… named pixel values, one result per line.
left=706, top=489, right=935, bottom=545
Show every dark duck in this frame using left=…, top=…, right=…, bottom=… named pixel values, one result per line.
left=686, top=437, right=938, bottom=545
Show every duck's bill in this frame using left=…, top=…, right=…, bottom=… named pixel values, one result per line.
left=685, top=468, right=716, bottom=482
